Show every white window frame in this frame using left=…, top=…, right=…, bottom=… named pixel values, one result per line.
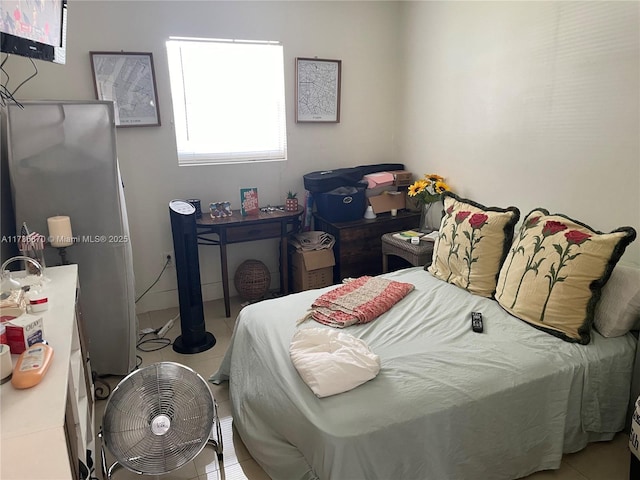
left=166, top=37, right=287, bottom=166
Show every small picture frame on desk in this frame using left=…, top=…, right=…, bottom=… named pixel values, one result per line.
left=209, top=202, right=232, bottom=219
left=240, top=188, right=259, bottom=216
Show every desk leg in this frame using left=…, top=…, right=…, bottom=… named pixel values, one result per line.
left=281, top=235, right=289, bottom=295
left=382, top=253, right=389, bottom=274
left=219, top=243, right=231, bottom=318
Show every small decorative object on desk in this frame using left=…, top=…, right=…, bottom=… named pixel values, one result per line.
left=210, top=201, right=233, bottom=219
left=187, top=199, right=202, bottom=218
left=285, top=191, right=299, bottom=212
left=364, top=205, right=377, bottom=219
left=47, top=215, right=74, bottom=265
left=1, top=256, right=46, bottom=291
left=47, top=216, right=73, bottom=248
left=240, top=188, right=259, bottom=216
left=18, top=223, right=46, bottom=274
left=407, top=173, right=452, bottom=232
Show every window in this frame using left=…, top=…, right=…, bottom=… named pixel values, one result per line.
left=166, top=38, right=287, bottom=166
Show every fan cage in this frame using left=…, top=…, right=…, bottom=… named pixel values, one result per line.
left=102, top=362, right=215, bottom=475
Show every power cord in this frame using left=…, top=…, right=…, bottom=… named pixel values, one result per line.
left=135, top=256, right=170, bottom=303
left=92, top=371, right=112, bottom=401
left=136, top=334, right=172, bottom=352
left=10, top=56, right=37, bottom=97
left=0, top=55, right=37, bottom=108
left=136, top=313, right=179, bottom=353
left=92, top=314, right=179, bottom=399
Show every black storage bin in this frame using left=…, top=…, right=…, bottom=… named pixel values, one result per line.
left=304, top=163, right=404, bottom=193
left=315, top=187, right=366, bottom=223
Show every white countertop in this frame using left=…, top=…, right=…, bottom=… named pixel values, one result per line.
left=0, top=264, right=78, bottom=479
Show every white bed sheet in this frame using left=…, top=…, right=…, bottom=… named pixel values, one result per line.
left=212, top=267, right=636, bottom=480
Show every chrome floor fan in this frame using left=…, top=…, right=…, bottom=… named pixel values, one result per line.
left=100, top=362, right=223, bottom=478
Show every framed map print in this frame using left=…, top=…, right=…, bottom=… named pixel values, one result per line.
left=90, top=52, right=161, bottom=127
left=295, top=58, right=342, bottom=123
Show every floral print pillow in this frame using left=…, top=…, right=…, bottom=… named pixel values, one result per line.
left=495, top=209, right=636, bottom=344
left=427, top=193, right=520, bottom=297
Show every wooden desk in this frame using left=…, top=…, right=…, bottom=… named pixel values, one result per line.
left=196, top=208, right=303, bottom=317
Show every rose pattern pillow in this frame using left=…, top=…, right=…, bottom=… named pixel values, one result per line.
left=427, top=193, right=520, bottom=297
left=495, top=209, right=636, bottom=344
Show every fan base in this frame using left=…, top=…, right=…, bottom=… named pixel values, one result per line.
left=173, top=332, right=216, bottom=354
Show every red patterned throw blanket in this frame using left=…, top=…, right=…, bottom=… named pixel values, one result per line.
left=303, top=276, right=415, bottom=328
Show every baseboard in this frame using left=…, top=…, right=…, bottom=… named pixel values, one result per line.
left=135, top=275, right=279, bottom=313
left=135, top=281, right=224, bottom=313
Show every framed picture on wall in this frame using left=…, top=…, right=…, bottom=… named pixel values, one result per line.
left=295, top=57, right=342, bottom=123
left=90, top=51, right=161, bottom=127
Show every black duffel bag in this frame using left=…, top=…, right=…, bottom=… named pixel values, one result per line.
left=303, top=163, right=405, bottom=193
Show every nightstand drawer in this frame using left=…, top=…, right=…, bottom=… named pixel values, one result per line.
left=225, top=222, right=281, bottom=243
left=313, top=211, right=421, bottom=282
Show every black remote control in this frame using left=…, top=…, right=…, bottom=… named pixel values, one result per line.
left=471, top=312, right=483, bottom=333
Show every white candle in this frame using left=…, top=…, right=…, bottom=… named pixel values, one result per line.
left=47, top=216, right=73, bottom=247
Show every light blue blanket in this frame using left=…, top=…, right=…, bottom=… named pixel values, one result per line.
left=212, top=267, right=636, bottom=480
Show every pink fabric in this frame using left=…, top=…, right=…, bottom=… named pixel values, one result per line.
left=309, top=276, right=414, bottom=328
left=363, top=172, right=395, bottom=189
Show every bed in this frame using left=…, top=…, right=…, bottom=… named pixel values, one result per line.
left=212, top=266, right=636, bottom=480
left=212, top=194, right=638, bottom=480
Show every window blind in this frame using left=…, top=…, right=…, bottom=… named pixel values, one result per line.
left=166, top=38, right=287, bottom=166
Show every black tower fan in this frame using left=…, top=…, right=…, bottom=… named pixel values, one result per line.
left=169, top=200, right=216, bottom=354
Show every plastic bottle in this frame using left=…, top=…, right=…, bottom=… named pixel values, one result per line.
left=11, top=342, right=54, bottom=389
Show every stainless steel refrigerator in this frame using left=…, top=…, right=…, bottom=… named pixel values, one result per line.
left=4, top=100, right=136, bottom=375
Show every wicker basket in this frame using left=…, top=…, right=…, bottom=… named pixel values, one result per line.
left=234, top=260, right=271, bottom=301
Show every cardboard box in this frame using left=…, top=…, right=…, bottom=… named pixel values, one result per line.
left=390, top=170, right=414, bottom=187
left=365, top=185, right=396, bottom=198
left=291, top=248, right=335, bottom=292
left=368, top=190, right=406, bottom=214
left=4, top=314, right=44, bottom=354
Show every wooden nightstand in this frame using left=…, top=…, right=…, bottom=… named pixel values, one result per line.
left=313, top=210, right=421, bottom=283
left=381, top=233, right=434, bottom=272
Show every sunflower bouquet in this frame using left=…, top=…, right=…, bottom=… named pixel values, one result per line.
left=407, top=174, right=452, bottom=204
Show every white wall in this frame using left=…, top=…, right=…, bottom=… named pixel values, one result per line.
left=2, top=1, right=402, bottom=312
left=4, top=1, right=638, bottom=314
left=399, top=1, right=640, bottom=266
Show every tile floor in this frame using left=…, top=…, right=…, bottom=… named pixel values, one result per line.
left=93, top=296, right=632, bottom=480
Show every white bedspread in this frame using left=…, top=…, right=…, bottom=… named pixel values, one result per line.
left=212, top=267, right=636, bottom=480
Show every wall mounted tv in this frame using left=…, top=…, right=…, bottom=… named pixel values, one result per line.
left=0, top=0, right=67, bottom=64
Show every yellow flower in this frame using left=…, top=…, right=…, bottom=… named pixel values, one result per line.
left=425, top=174, right=444, bottom=182
left=434, top=181, right=450, bottom=194
left=408, top=174, right=452, bottom=204
left=408, top=180, right=427, bottom=196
